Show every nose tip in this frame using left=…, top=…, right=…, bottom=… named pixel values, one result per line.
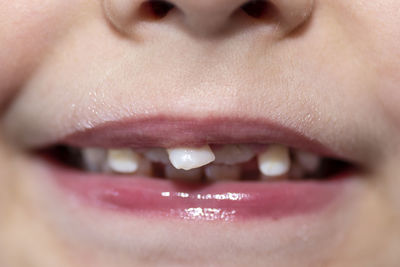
left=164, top=0, right=254, bottom=34
left=103, top=0, right=314, bottom=37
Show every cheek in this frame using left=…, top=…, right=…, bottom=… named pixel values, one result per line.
left=371, top=24, right=400, bottom=128
left=352, top=1, right=400, bottom=129
left=377, top=75, right=400, bottom=129
left=372, top=23, right=400, bottom=128
left=0, top=0, right=89, bottom=107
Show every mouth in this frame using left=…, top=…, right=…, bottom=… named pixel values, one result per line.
left=36, top=116, right=358, bottom=221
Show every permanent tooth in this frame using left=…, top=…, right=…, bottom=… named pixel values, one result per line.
left=165, top=165, right=202, bottom=181
left=205, top=164, right=241, bottom=181
left=107, top=149, right=140, bottom=174
left=295, top=151, right=320, bottom=172
left=143, top=148, right=169, bottom=164
left=213, top=145, right=255, bottom=165
left=167, top=145, right=215, bottom=170
left=257, top=145, right=290, bottom=177
left=82, top=148, right=107, bottom=172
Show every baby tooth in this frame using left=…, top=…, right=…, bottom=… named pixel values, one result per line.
left=82, top=148, right=107, bottom=172
left=257, top=145, right=290, bottom=177
left=107, top=149, right=140, bottom=174
left=295, top=151, right=320, bottom=172
left=165, top=165, right=202, bottom=181
left=167, top=145, right=215, bottom=170
left=205, top=164, right=241, bottom=181
left=143, top=148, right=169, bottom=164
left=213, top=145, right=255, bottom=165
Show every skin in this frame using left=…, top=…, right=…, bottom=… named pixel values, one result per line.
left=0, top=0, right=400, bottom=266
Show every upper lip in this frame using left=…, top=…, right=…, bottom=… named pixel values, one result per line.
left=62, top=116, right=351, bottom=161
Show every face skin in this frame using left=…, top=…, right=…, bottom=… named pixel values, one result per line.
left=1, top=0, right=400, bottom=266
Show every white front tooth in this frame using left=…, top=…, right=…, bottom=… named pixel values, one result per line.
left=295, top=151, right=320, bottom=172
left=143, top=148, right=169, bottom=164
left=257, top=145, right=290, bottom=177
left=213, top=145, right=255, bottom=165
left=205, top=164, right=240, bottom=181
left=82, top=148, right=107, bottom=172
left=167, top=145, right=215, bottom=170
left=165, top=165, right=202, bottom=181
left=107, top=149, right=140, bottom=174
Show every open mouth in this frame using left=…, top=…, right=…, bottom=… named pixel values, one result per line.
left=36, top=117, right=358, bottom=222
left=48, top=143, right=350, bottom=182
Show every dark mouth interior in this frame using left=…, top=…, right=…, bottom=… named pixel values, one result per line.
left=43, top=145, right=354, bottom=182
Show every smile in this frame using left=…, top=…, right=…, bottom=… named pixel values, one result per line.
left=37, top=116, right=358, bottom=221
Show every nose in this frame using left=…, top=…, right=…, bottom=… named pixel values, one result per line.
left=103, top=0, right=314, bottom=37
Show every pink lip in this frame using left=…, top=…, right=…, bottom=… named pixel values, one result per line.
left=43, top=160, right=350, bottom=222
left=42, top=116, right=353, bottom=221
left=63, top=117, right=345, bottom=159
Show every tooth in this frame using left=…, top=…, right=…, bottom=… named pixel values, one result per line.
left=257, top=145, right=290, bottom=177
left=82, top=148, right=107, bottom=172
left=213, top=145, right=255, bottom=165
left=107, top=149, right=140, bottom=174
left=165, top=165, right=202, bottom=181
left=205, top=164, right=241, bottom=181
left=295, top=151, right=320, bottom=172
left=143, top=148, right=169, bottom=164
left=167, top=145, right=215, bottom=170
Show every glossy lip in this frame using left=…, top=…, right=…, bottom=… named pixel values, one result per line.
left=44, top=158, right=350, bottom=222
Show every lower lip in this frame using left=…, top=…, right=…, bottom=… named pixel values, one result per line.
left=43, top=160, right=349, bottom=222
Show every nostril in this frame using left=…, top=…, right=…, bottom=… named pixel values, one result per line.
left=241, top=0, right=273, bottom=19
left=140, top=0, right=175, bottom=20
